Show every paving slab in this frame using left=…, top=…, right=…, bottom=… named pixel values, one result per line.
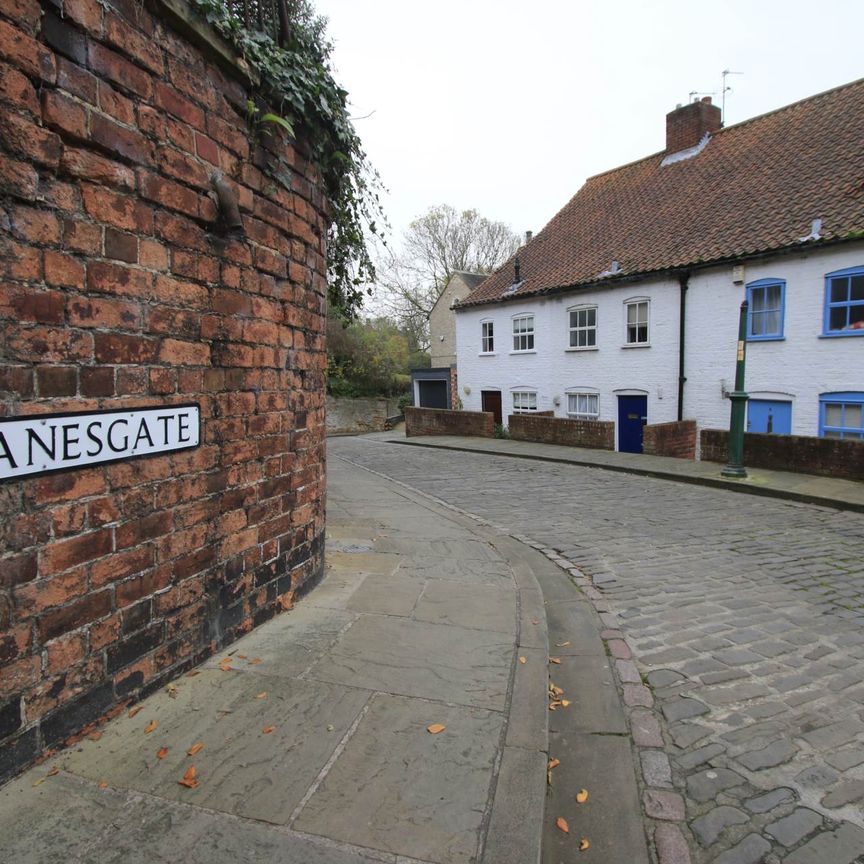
left=547, top=653, right=628, bottom=735
left=306, top=614, right=513, bottom=711
left=413, top=579, right=517, bottom=634
left=543, top=599, right=606, bottom=657
left=345, top=572, right=425, bottom=617
left=53, top=668, right=370, bottom=823
left=294, top=693, right=502, bottom=863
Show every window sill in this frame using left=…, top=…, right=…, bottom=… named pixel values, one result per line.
left=510, top=350, right=537, bottom=355
left=819, top=331, right=864, bottom=338
left=566, top=415, right=600, bottom=421
left=746, top=335, right=785, bottom=342
left=478, top=352, right=497, bottom=357
left=621, top=342, right=651, bottom=349
left=565, top=346, right=598, bottom=353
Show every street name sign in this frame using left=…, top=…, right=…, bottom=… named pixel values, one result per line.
left=0, top=404, right=200, bottom=481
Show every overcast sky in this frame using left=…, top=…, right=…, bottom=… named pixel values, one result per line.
left=314, top=0, right=864, bottom=246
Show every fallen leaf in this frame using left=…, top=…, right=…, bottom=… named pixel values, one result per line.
left=249, top=658, right=262, bottom=665
left=128, top=706, right=143, bottom=718
left=144, top=720, right=157, bottom=734
left=549, top=657, right=561, bottom=665
left=550, top=684, right=564, bottom=697
left=531, top=619, right=539, bottom=625
left=561, top=700, right=572, bottom=707
left=177, top=766, right=199, bottom=789
left=579, top=837, right=590, bottom=851
left=556, top=641, right=572, bottom=647
left=236, top=654, right=247, bottom=660
left=255, top=692, right=267, bottom=700
left=157, top=747, right=169, bottom=760
left=186, top=670, right=200, bottom=678
left=427, top=723, right=446, bottom=735
left=88, top=731, right=102, bottom=741
left=220, top=657, right=232, bottom=665
left=187, top=742, right=204, bottom=756
left=32, top=767, right=61, bottom=787
left=98, top=782, right=109, bottom=790
left=548, top=758, right=561, bottom=770
left=548, top=704, right=557, bottom=711
left=556, top=817, right=570, bottom=834
left=47, top=767, right=59, bottom=776
left=519, top=656, right=527, bottom=664
left=576, top=788, right=589, bottom=803
left=262, top=725, right=276, bottom=734
left=166, top=684, right=178, bottom=699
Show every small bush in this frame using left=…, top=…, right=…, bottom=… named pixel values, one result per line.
left=494, top=423, right=509, bottom=439
left=397, top=393, right=413, bottom=413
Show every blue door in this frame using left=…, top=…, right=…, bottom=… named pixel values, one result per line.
left=748, top=400, right=791, bottom=435
left=617, top=395, right=647, bottom=453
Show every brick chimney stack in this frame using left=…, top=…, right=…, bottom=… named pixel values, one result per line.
left=666, top=97, right=722, bottom=153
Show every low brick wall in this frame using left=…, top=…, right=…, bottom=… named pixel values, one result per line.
left=700, top=430, right=864, bottom=481
left=644, top=420, right=697, bottom=460
left=404, top=407, right=493, bottom=438
left=326, top=396, right=400, bottom=435
left=509, top=414, right=614, bottom=450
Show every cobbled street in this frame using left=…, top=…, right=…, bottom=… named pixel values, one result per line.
left=332, top=437, right=864, bottom=864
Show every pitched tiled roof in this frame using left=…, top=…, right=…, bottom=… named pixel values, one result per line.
left=461, top=78, right=864, bottom=308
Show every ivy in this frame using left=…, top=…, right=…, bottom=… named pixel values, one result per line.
left=187, top=0, right=385, bottom=318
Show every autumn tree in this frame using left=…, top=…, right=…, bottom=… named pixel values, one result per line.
left=377, top=205, right=521, bottom=349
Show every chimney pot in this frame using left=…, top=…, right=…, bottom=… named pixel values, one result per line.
left=666, top=98, right=721, bottom=153
left=524, top=230, right=533, bottom=244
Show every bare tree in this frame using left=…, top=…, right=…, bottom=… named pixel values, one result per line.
left=376, top=205, right=520, bottom=350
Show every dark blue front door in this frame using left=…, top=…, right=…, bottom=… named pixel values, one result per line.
left=618, top=395, right=647, bottom=453
left=747, top=400, right=791, bottom=435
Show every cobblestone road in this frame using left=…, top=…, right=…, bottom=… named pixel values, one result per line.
left=332, top=438, right=864, bottom=864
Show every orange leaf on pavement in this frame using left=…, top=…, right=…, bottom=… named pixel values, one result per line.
left=249, top=658, right=262, bottom=665
left=255, top=692, right=267, bottom=700
left=98, top=782, right=109, bottom=789
left=426, top=723, right=446, bottom=735
left=556, top=817, right=570, bottom=834
left=128, top=706, right=142, bottom=718
left=579, top=837, right=590, bottom=851
left=549, top=657, right=561, bottom=664
left=548, top=758, right=560, bottom=770
left=157, top=747, right=169, bottom=760
left=518, top=656, right=527, bottom=664
left=262, top=725, right=276, bottom=734
left=187, top=743, right=204, bottom=756
left=576, top=788, right=589, bottom=803
left=144, top=720, right=157, bottom=734
left=556, top=641, right=572, bottom=647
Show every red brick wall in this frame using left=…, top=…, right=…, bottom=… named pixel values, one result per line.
left=700, top=429, right=864, bottom=481
left=643, top=420, right=697, bottom=459
left=405, top=407, right=494, bottom=438
left=449, top=366, right=458, bottom=410
left=0, top=0, right=328, bottom=781
left=509, top=414, right=615, bottom=450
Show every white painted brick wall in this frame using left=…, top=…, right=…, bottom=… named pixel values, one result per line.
left=456, top=241, right=864, bottom=445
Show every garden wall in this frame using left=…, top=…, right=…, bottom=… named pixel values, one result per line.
left=326, top=396, right=401, bottom=435
left=0, top=0, right=328, bottom=781
left=700, top=429, right=864, bottom=481
left=508, top=414, right=614, bottom=450
left=643, top=420, right=697, bottom=460
left=404, top=407, right=494, bottom=438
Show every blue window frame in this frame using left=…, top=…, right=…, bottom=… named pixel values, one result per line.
left=823, top=267, right=864, bottom=336
left=819, top=392, right=864, bottom=439
left=746, top=279, right=785, bottom=340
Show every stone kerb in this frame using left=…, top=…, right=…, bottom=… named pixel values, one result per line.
left=0, top=0, right=328, bottom=780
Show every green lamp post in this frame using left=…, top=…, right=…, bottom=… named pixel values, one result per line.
left=722, top=299, right=749, bottom=478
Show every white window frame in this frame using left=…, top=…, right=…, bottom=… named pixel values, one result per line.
left=480, top=320, right=495, bottom=354
left=624, top=298, right=650, bottom=346
left=566, top=391, right=600, bottom=420
left=567, top=304, right=598, bottom=350
left=511, top=314, right=535, bottom=352
left=511, top=390, right=538, bottom=413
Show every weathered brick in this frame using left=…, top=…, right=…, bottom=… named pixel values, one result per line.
left=37, top=590, right=113, bottom=643
left=41, top=681, right=114, bottom=746
left=80, top=367, right=114, bottom=397
left=9, top=206, right=61, bottom=245
left=94, top=331, right=158, bottom=364
left=106, top=624, right=162, bottom=673
left=0, top=112, right=61, bottom=168
left=90, top=112, right=153, bottom=165
left=97, top=80, right=135, bottom=125
left=87, top=260, right=151, bottom=297
left=138, top=171, right=199, bottom=217
left=68, top=295, right=142, bottom=330
left=0, top=60, right=38, bottom=114
left=81, top=184, right=152, bottom=231
left=62, top=218, right=101, bottom=254
left=104, top=228, right=138, bottom=263
left=43, top=250, right=83, bottom=289
left=5, top=327, right=93, bottom=362
left=0, top=153, right=37, bottom=199
left=41, top=11, right=87, bottom=65
left=36, top=365, right=77, bottom=396
left=157, top=145, right=210, bottom=190
left=40, top=528, right=113, bottom=576
left=41, top=90, right=87, bottom=140
left=0, top=19, right=55, bottom=81
left=91, top=545, right=154, bottom=587
left=61, top=0, right=103, bottom=34
left=14, top=566, right=88, bottom=618
left=0, top=552, right=37, bottom=589
left=103, top=13, right=163, bottom=75
left=88, top=41, right=152, bottom=99
left=153, top=81, right=204, bottom=130
left=159, top=338, right=210, bottom=366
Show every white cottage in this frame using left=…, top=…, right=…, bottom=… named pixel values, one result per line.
left=455, top=81, right=864, bottom=452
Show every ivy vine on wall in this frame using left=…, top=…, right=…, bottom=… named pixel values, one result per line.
left=188, top=0, right=386, bottom=318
